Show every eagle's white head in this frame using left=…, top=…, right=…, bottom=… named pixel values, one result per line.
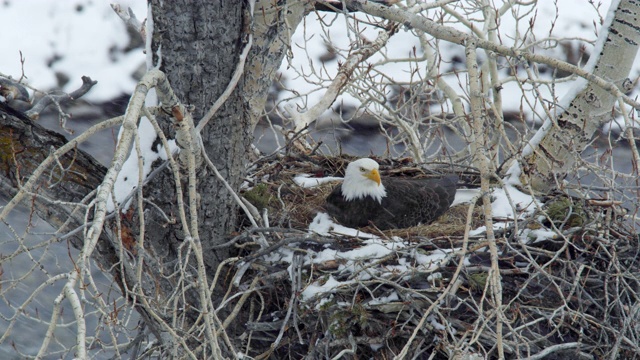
left=341, top=158, right=387, bottom=203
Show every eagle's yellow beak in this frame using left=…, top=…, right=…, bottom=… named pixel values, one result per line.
left=365, top=169, right=381, bottom=186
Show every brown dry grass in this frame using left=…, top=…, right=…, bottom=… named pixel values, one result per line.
left=241, top=154, right=478, bottom=235
left=234, top=155, right=640, bottom=360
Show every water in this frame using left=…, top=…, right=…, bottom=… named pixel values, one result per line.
left=0, top=204, right=130, bottom=359
left=2, top=104, right=638, bottom=358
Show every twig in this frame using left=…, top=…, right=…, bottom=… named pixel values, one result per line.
left=110, top=4, right=145, bottom=39
left=520, top=342, right=584, bottom=360
left=284, top=24, right=394, bottom=153
left=394, top=195, right=479, bottom=359
left=26, top=76, right=97, bottom=120
left=343, top=0, right=640, bottom=110
left=465, top=37, right=505, bottom=359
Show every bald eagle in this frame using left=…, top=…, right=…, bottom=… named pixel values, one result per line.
left=325, top=158, right=458, bottom=230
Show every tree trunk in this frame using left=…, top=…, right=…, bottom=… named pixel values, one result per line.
left=521, top=0, right=640, bottom=190
left=0, top=106, right=116, bottom=271
left=1, top=1, right=307, bottom=356
left=144, top=0, right=307, bottom=270
left=1, top=0, right=308, bottom=344
left=145, top=1, right=247, bottom=271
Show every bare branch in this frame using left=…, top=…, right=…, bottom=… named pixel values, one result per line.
left=111, top=3, right=145, bottom=39
left=25, top=76, right=98, bottom=120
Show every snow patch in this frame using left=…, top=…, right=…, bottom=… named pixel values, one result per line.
left=491, top=185, right=537, bottom=219
left=309, top=212, right=379, bottom=239
left=519, top=228, right=558, bottom=244
left=107, top=117, right=178, bottom=212
left=301, top=275, right=351, bottom=301
left=0, top=0, right=146, bottom=101
left=293, top=174, right=342, bottom=188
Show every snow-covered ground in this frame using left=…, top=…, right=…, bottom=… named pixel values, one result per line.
left=3, top=1, right=637, bottom=122
left=280, top=0, right=639, bottom=127
left=0, top=1, right=637, bottom=357
left=0, top=1, right=146, bottom=101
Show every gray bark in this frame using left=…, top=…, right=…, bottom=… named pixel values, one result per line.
left=0, top=106, right=115, bottom=270
left=145, top=1, right=247, bottom=269
left=143, top=0, right=306, bottom=271
left=138, top=1, right=306, bottom=350
left=522, top=0, right=640, bottom=190
left=0, top=1, right=307, bottom=356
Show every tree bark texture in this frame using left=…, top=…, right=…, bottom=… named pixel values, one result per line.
left=136, top=0, right=307, bottom=343
left=144, top=0, right=307, bottom=269
left=0, top=105, right=118, bottom=277
left=145, top=1, right=247, bottom=270
left=523, top=0, right=640, bottom=190
left=0, top=0, right=307, bottom=353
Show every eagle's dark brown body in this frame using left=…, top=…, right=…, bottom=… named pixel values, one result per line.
left=325, top=175, right=458, bottom=230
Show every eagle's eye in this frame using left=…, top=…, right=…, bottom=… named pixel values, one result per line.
left=359, top=167, right=366, bottom=172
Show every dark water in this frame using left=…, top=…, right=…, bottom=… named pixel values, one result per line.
left=1, top=109, right=401, bottom=358
left=1, top=105, right=638, bottom=358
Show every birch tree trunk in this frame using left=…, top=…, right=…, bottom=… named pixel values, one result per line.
left=521, top=0, right=640, bottom=190
left=2, top=1, right=639, bottom=358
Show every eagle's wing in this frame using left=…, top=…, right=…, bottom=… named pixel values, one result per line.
left=324, top=175, right=458, bottom=230
left=377, top=175, right=458, bottom=229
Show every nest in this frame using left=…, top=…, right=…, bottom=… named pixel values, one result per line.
left=241, top=154, right=477, bottom=232
left=229, top=155, right=640, bottom=359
